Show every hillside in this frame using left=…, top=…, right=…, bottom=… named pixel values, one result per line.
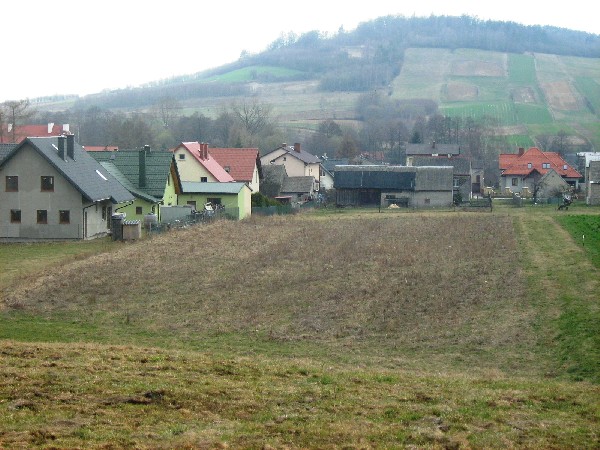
left=32, top=15, right=600, bottom=154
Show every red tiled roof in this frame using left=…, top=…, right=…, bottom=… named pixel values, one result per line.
left=0, top=123, right=69, bottom=143
left=176, top=142, right=234, bottom=182
left=208, top=147, right=259, bottom=182
left=499, top=147, right=581, bottom=179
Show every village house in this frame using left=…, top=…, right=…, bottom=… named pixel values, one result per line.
left=260, top=143, right=322, bottom=191
left=172, top=142, right=234, bottom=183
left=90, top=146, right=182, bottom=222
left=408, top=156, right=472, bottom=201
left=586, top=160, right=600, bottom=206
left=0, top=135, right=133, bottom=241
left=499, top=147, right=581, bottom=198
left=178, top=182, right=252, bottom=220
left=0, top=123, right=70, bottom=144
left=405, top=141, right=461, bottom=165
left=207, top=146, right=261, bottom=193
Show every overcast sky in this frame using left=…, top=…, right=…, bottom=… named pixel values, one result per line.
left=2, top=0, right=598, bottom=103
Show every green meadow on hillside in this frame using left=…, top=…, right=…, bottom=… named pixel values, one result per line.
left=0, top=205, right=599, bottom=448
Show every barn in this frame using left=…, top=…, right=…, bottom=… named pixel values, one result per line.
left=334, top=165, right=453, bottom=208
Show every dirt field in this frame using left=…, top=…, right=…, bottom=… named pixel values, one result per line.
left=540, top=80, right=580, bottom=111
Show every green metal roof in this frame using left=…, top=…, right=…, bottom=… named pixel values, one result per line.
left=91, top=149, right=175, bottom=199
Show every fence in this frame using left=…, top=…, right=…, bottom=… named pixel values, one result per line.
left=145, top=207, right=239, bottom=234
left=251, top=205, right=298, bottom=216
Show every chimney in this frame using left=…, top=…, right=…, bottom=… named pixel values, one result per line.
left=204, top=143, right=208, bottom=159
left=518, top=147, right=525, bottom=156
left=66, top=134, right=75, bottom=159
left=63, top=124, right=70, bottom=133
left=139, top=146, right=147, bottom=188
left=294, top=143, right=301, bottom=153
left=57, top=135, right=66, bottom=160
left=48, top=123, right=54, bottom=134
left=281, top=143, right=287, bottom=149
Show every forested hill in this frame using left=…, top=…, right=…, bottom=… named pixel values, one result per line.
left=161, top=15, right=600, bottom=89
left=62, top=14, right=600, bottom=109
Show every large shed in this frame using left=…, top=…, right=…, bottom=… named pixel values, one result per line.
left=334, top=165, right=453, bottom=208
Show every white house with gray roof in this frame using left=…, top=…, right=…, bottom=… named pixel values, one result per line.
left=260, top=143, right=323, bottom=191
left=0, top=135, right=133, bottom=241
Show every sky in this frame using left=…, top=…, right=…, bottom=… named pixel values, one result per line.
left=1, top=0, right=598, bottom=103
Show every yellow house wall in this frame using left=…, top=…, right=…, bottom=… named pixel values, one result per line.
left=173, top=146, right=218, bottom=182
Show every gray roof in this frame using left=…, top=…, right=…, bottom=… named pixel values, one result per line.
left=0, top=144, right=17, bottom=163
left=411, top=156, right=471, bottom=175
left=334, top=165, right=452, bottom=191
left=0, top=137, right=133, bottom=203
left=181, top=181, right=247, bottom=194
left=321, top=158, right=348, bottom=172
left=281, top=176, right=314, bottom=194
left=265, top=145, right=321, bottom=164
left=406, top=142, right=460, bottom=156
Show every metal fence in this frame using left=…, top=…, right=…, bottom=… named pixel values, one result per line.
left=145, top=207, right=239, bottom=234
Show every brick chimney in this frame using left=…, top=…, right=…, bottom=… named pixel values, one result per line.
left=294, top=143, right=301, bottom=153
left=66, top=134, right=75, bottom=159
left=518, top=147, right=525, bottom=156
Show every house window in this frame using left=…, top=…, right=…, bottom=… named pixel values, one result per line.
left=37, top=210, right=48, bottom=224
left=527, top=163, right=532, bottom=169
left=10, top=209, right=21, bottom=223
left=200, top=177, right=207, bottom=182
left=102, top=205, right=107, bottom=220
left=424, top=198, right=431, bottom=205
left=207, top=197, right=221, bottom=205
left=178, top=153, right=185, bottom=160
left=512, top=178, right=519, bottom=186
left=59, top=210, right=70, bottom=224
left=5, top=176, right=18, bottom=192
left=41, top=176, right=54, bottom=192
left=187, top=201, right=197, bottom=210
left=453, top=178, right=460, bottom=188
left=136, top=206, right=143, bottom=215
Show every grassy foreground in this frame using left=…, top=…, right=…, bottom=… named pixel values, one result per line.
left=1, top=206, right=599, bottom=448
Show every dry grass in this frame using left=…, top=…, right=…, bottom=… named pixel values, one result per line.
left=1, top=208, right=599, bottom=448
left=4, top=212, right=534, bottom=376
left=1, top=340, right=597, bottom=449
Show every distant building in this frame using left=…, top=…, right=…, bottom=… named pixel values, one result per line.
left=260, top=143, right=322, bottom=191
left=334, top=165, right=453, bottom=208
left=0, top=123, right=70, bottom=144
left=499, top=147, right=581, bottom=196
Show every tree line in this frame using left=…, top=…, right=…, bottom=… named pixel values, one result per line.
left=2, top=89, right=583, bottom=190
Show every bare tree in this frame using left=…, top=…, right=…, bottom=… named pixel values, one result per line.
left=153, top=96, right=181, bottom=128
left=2, top=99, right=35, bottom=143
left=230, top=98, right=273, bottom=137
